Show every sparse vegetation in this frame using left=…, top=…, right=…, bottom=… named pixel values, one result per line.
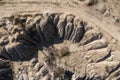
left=87, top=0, right=98, bottom=6
left=72, top=1, right=79, bottom=5
left=51, top=2, right=60, bottom=6
left=54, top=46, right=70, bottom=58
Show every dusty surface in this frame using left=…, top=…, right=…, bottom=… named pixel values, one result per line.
left=0, top=0, right=120, bottom=80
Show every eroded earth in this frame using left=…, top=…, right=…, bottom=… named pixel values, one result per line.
left=0, top=12, right=120, bottom=80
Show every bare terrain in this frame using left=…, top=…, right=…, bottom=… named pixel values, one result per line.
left=0, top=0, right=120, bottom=80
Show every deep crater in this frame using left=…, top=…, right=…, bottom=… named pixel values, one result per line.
left=0, top=13, right=120, bottom=80
left=0, top=13, right=86, bottom=61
